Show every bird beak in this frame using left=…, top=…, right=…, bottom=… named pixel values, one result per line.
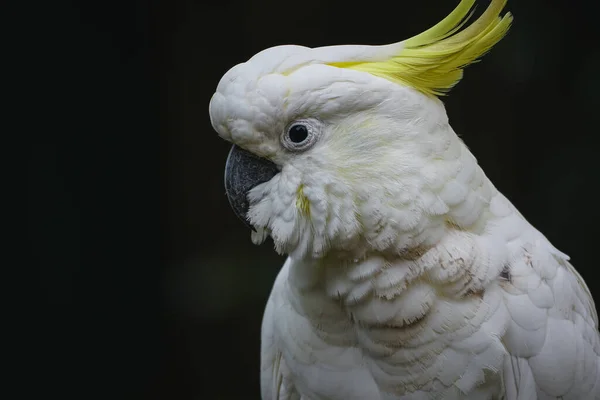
left=224, top=145, right=279, bottom=231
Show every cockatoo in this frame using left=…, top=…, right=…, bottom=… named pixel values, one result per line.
left=209, top=0, right=600, bottom=398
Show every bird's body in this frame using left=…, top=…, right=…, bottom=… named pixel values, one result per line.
left=261, top=165, right=600, bottom=400
left=209, top=0, right=600, bottom=398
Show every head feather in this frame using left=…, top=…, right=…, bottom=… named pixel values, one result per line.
left=329, top=0, right=513, bottom=96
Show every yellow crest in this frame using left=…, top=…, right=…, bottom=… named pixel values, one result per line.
left=329, top=0, right=513, bottom=96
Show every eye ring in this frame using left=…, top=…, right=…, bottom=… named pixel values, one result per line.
left=281, top=119, right=321, bottom=152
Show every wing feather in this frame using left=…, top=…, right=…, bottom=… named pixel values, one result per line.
left=501, top=234, right=600, bottom=399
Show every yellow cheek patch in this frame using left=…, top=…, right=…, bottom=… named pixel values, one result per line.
left=296, top=185, right=311, bottom=217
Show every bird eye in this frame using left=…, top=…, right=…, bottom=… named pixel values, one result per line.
left=288, top=124, right=309, bottom=143
left=281, top=119, right=320, bottom=152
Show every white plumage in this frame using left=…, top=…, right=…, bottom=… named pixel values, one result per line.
left=209, top=1, right=600, bottom=398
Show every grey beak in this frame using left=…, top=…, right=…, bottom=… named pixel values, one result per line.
left=224, top=145, right=279, bottom=230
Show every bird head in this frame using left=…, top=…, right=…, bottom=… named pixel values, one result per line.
left=209, top=0, right=512, bottom=259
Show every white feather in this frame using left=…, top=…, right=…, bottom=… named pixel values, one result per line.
left=210, top=31, right=600, bottom=400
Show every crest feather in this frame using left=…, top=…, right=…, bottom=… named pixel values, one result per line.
left=329, top=0, right=513, bottom=96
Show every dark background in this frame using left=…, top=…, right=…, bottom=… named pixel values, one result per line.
left=29, top=0, right=599, bottom=398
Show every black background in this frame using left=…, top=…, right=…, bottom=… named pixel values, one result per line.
left=30, top=0, right=599, bottom=398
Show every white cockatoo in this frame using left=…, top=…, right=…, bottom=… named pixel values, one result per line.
left=209, top=0, right=600, bottom=398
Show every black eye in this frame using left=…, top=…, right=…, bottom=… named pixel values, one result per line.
left=281, top=119, right=321, bottom=152
left=288, top=124, right=309, bottom=143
